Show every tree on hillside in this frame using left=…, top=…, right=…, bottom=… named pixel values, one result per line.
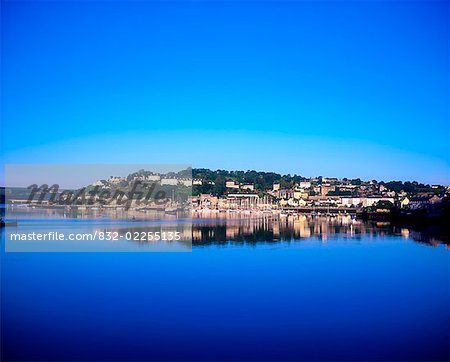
left=213, top=176, right=226, bottom=196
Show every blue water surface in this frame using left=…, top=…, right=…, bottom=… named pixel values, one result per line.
left=1, top=231, right=449, bottom=361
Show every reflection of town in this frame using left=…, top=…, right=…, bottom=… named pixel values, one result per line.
left=6, top=204, right=191, bottom=221
left=192, top=214, right=448, bottom=247
left=4, top=207, right=193, bottom=245
left=4, top=206, right=448, bottom=248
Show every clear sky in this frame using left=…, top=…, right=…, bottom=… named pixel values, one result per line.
left=1, top=0, right=449, bottom=184
left=4, top=164, right=190, bottom=189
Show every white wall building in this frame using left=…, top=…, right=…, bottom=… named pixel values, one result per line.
left=92, top=180, right=108, bottom=187
left=299, top=181, right=311, bottom=189
left=341, top=197, right=394, bottom=207
left=241, top=184, right=254, bottom=191
left=108, top=176, right=126, bottom=184
left=146, top=175, right=161, bottom=181
left=179, top=179, right=192, bottom=187
left=161, top=178, right=178, bottom=186
left=226, top=180, right=240, bottom=189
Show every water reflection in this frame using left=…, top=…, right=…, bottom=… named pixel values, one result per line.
left=4, top=206, right=449, bottom=248
left=192, top=215, right=449, bottom=247
left=5, top=204, right=189, bottom=221
left=3, top=206, right=193, bottom=252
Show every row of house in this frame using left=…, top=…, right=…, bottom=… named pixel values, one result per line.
left=192, top=193, right=398, bottom=210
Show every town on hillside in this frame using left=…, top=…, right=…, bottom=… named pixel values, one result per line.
left=3, top=167, right=449, bottom=221
left=191, top=169, right=450, bottom=219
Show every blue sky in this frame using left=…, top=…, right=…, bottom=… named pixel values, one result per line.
left=1, top=0, right=449, bottom=184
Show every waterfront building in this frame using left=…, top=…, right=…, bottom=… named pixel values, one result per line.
left=227, top=193, right=259, bottom=208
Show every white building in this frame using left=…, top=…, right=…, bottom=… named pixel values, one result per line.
left=179, top=179, right=192, bottom=187
left=226, top=180, right=240, bottom=189
left=323, top=177, right=338, bottom=183
left=340, top=197, right=363, bottom=207
left=340, top=197, right=394, bottom=207
left=227, top=193, right=259, bottom=207
left=108, top=176, right=126, bottom=184
left=146, top=175, right=161, bottom=182
left=161, top=178, right=178, bottom=186
left=92, top=180, right=108, bottom=187
left=241, top=184, right=254, bottom=191
left=133, top=174, right=161, bottom=182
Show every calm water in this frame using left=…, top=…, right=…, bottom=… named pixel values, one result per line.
left=1, top=211, right=449, bottom=361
